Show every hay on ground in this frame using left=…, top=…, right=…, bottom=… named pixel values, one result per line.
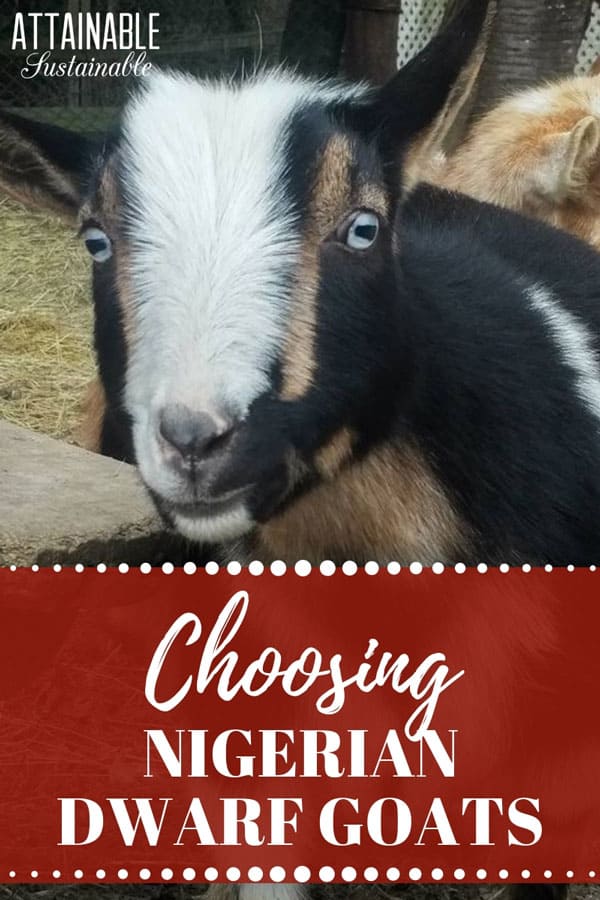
left=0, top=196, right=95, bottom=442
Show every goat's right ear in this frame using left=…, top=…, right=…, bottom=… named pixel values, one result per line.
left=0, top=112, right=94, bottom=220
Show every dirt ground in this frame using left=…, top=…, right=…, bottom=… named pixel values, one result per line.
left=2, top=886, right=599, bottom=900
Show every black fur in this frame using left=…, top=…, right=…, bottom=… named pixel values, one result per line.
left=393, top=185, right=600, bottom=564
left=0, top=111, right=96, bottom=214
left=90, top=258, right=134, bottom=461
left=225, top=177, right=600, bottom=567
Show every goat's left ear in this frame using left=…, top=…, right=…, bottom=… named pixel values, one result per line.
left=367, top=0, right=494, bottom=184
left=0, top=111, right=94, bottom=220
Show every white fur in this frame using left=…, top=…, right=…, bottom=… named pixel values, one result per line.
left=590, top=92, right=600, bottom=118
left=527, top=284, right=600, bottom=424
left=510, top=87, right=554, bottom=115
left=174, top=503, right=254, bottom=543
left=121, top=70, right=364, bottom=526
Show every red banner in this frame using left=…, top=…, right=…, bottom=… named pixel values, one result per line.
left=0, top=567, right=599, bottom=885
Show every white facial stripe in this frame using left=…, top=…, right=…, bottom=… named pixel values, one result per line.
left=121, top=71, right=367, bottom=419
left=122, top=72, right=303, bottom=421
left=527, top=284, right=600, bottom=424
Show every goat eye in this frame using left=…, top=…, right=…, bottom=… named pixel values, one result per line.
left=344, top=211, right=380, bottom=250
left=82, top=226, right=112, bottom=263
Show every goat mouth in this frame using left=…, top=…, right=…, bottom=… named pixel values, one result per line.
left=160, top=487, right=256, bottom=544
left=168, top=485, right=253, bottom=519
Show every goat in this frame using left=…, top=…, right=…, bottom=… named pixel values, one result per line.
left=0, top=2, right=593, bottom=894
left=3, top=1, right=600, bottom=570
left=429, top=73, right=600, bottom=250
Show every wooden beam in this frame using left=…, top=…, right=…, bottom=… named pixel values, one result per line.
left=343, top=0, right=402, bottom=84
left=280, top=0, right=346, bottom=76
left=472, top=0, right=592, bottom=115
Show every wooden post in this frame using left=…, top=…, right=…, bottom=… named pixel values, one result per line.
left=471, top=0, right=592, bottom=116
left=343, top=0, right=402, bottom=84
left=280, top=0, right=346, bottom=77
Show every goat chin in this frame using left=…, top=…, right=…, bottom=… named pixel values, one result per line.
left=204, top=886, right=305, bottom=900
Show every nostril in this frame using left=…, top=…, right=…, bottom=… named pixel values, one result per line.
left=158, top=404, right=235, bottom=462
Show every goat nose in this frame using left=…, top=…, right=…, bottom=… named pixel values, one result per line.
left=158, top=404, right=234, bottom=462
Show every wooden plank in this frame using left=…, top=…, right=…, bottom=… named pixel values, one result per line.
left=471, top=0, right=592, bottom=116
left=343, top=0, right=401, bottom=83
left=0, top=421, right=167, bottom=566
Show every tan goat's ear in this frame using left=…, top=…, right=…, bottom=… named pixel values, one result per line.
left=537, top=116, right=600, bottom=200
left=0, top=112, right=94, bottom=221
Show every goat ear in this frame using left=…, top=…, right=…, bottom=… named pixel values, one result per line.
left=367, top=0, right=494, bottom=180
left=535, top=116, right=600, bottom=201
left=0, top=112, right=94, bottom=220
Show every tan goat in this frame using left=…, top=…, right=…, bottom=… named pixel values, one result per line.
left=430, top=74, right=600, bottom=251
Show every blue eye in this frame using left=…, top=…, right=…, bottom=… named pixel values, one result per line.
left=82, top=226, right=112, bottom=263
left=345, top=211, right=380, bottom=250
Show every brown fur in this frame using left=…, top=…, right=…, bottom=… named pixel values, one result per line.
left=310, top=133, right=354, bottom=234
left=429, top=74, right=600, bottom=251
left=258, top=440, right=469, bottom=565
left=83, top=159, right=137, bottom=346
left=80, top=159, right=121, bottom=225
left=280, top=241, right=321, bottom=401
left=357, top=181, right=388, bottom=218
left=281, top=135, right=354, bottom=400
left=74, top=377, right=106, bottom=452
left=314, top=427, right=356, bottom=480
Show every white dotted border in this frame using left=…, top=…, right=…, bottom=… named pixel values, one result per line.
left=4, top=562, right=595, bottom=884
left=3, top=866, right=596, bottom=882
left=5, top=562, right=594, bottom=573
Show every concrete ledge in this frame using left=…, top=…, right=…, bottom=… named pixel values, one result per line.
left=0, top=421, right=182, bottom=566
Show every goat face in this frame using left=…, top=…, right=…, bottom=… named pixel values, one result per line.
left=0, top=0, right=491, bottom=545
left=109, top=73, right=406, bottom=543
